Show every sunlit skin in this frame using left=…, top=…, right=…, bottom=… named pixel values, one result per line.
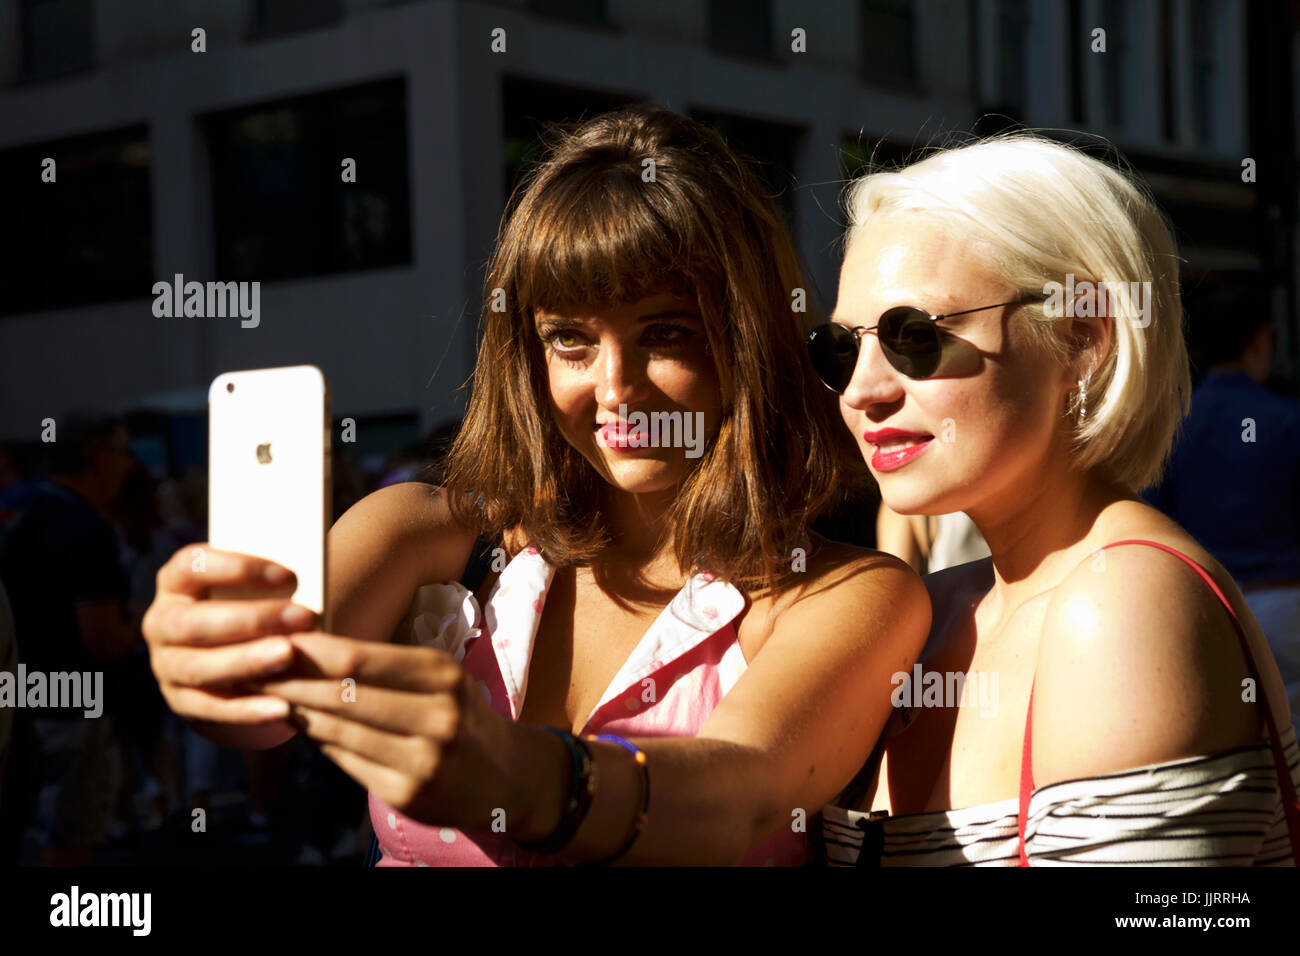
left=536, top=290, right=721, bottom=550
left=834, top=213, right=1282, bottom=815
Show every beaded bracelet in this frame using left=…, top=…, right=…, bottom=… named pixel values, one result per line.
left=515, top=727, right=596, bottom=856
left=580, top=733, right=650, bottom=866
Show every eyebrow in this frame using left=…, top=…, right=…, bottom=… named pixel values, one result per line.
left=534, top=309, right=702, bottom=326
left=638, top=310, right=701, bottom=322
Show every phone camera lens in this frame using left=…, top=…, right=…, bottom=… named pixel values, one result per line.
left=226, top=382, right=235, bottom=393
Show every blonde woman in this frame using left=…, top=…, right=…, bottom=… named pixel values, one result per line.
left=812, top=134, right=1300, bottom=865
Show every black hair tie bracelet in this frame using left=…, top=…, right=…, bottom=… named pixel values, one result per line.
left=514, top=726, right=595, bottom=856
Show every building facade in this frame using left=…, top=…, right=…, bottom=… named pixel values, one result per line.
left=0, top=0, right=1293, bottom=470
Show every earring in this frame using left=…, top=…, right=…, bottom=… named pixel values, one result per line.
left=1077, top=376, right=1089, bottom=423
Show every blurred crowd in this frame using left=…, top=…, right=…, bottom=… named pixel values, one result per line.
left=0, top=418, right=455, bottom=866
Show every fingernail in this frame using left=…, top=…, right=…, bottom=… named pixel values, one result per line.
left=281, top=605, right=315, bottom=630
left=264, top=564, right=292, bottom=584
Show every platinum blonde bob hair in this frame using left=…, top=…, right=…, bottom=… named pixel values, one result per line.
left=842, top=132, right=1190, bottom=491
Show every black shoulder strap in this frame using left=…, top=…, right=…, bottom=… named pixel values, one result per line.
left=459, top=532, right=502, bottom=592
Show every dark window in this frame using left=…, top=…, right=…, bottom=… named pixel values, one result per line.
left=1189, top=0, right=1215, bottom=144
left=997, top=0, right=1029, bottom=117
left=248, top=0, right=342, bottom=39
left=1160, top=0, right=1176, bottom=140
left=202, top=77, right=411, bottom=282
left=709, top=0, right=774, bottom=61
left=1100, top=0, right=1126, bottom=127
left=1068, top=0, right=1084, bottom=121
left=502, top=77, right=644, bottom=201
left=527, top=0, right=608, bottom=26
left=20, top=0, right=93, bottom=82
left=0, top=127, right=152, bottom=315
left=690, top=110, right=803, bottom=236
left=860, top=0, right=916, bottom=88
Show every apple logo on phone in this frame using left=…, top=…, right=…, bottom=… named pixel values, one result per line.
left=256, top=443, right=273, bottom=465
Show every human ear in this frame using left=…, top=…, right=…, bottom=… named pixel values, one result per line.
left=1066, top=286, right=1115, bottom=381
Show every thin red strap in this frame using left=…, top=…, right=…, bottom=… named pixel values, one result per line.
left=1016, top=538, right=1300, bottom=867
left=1017, top=680, right=1035, bottom=866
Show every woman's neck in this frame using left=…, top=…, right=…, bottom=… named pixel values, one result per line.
left=599, top=486, right=679, bottom=562
left=967, top=461, right=1131, bottom=620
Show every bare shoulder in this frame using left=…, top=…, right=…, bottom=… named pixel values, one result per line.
left=803, top=534, right=927, bottom=601
left=327, top=482, right=479, bottom=642
left=331, top=481, right=478, bottom=584
left=1031, top=506, right=1268, bottom=786
left=764, top=533, right=931, bottom=642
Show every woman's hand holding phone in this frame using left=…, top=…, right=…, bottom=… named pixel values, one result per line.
left=142, top=544, right=320, bottom=733
left=249, top=632, right=537, bottom=834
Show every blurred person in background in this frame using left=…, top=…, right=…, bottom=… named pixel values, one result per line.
left=876, top=506, right=990, bottom=574
left=104, top=460, right=180, bottom=836
left=377, top=420, right=460, bottom=489
left=153, top=465, right=227, bottom=822
left=1146, top=280, right=1300, bottom=733
left=0, top=414, right=140, bottom=864
left=0, top=576, right=40, bottom=864
left=0, top=444, right=40, bottom=543
left=0, top=578, right=16, bottom=798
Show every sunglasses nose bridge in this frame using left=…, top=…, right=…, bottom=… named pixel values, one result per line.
left=840, top=327, right=910, bottom=408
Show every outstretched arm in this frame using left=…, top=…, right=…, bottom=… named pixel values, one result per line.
left=264, top=549, right=930, bottom=864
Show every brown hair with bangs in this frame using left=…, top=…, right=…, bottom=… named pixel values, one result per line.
left=443, top=103, right=860, bottom=593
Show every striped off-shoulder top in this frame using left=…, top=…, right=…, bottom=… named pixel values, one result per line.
left=822, top=540, right=1300, bottom=867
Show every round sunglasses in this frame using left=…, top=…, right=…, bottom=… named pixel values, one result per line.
left=806, top=296, right=1042, bottom=391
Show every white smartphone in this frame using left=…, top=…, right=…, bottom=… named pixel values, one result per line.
left=208, top=365, right=331, bottom=630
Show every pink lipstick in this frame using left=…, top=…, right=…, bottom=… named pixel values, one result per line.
left=597, top=420, right=650, bottom=450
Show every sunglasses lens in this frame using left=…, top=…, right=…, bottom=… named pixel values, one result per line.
left=807, top=324, right=858, bottom=393
left=879, top=307, right=941, bottom=379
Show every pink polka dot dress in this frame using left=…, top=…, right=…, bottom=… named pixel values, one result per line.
left=370, top=545, right=808, bottom=866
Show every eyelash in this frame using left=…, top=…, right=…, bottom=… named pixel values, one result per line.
left=537, top=324, right=696, bottom=364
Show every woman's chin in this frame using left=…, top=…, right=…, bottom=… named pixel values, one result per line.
left=877, top=480, right=958, bottom=517
left=599, top=457, right=683, bottom=495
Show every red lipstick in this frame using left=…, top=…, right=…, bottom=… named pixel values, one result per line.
left=862, top=428, right=934, bottom=472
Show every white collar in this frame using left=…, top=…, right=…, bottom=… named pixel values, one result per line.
left=482, top=546, right=746, bottom=727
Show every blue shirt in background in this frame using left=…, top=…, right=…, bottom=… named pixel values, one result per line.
left=1145, top=370, right=1300, bottom=584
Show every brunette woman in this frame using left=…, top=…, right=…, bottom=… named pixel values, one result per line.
left=142, top=105, right=929, bottom=865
